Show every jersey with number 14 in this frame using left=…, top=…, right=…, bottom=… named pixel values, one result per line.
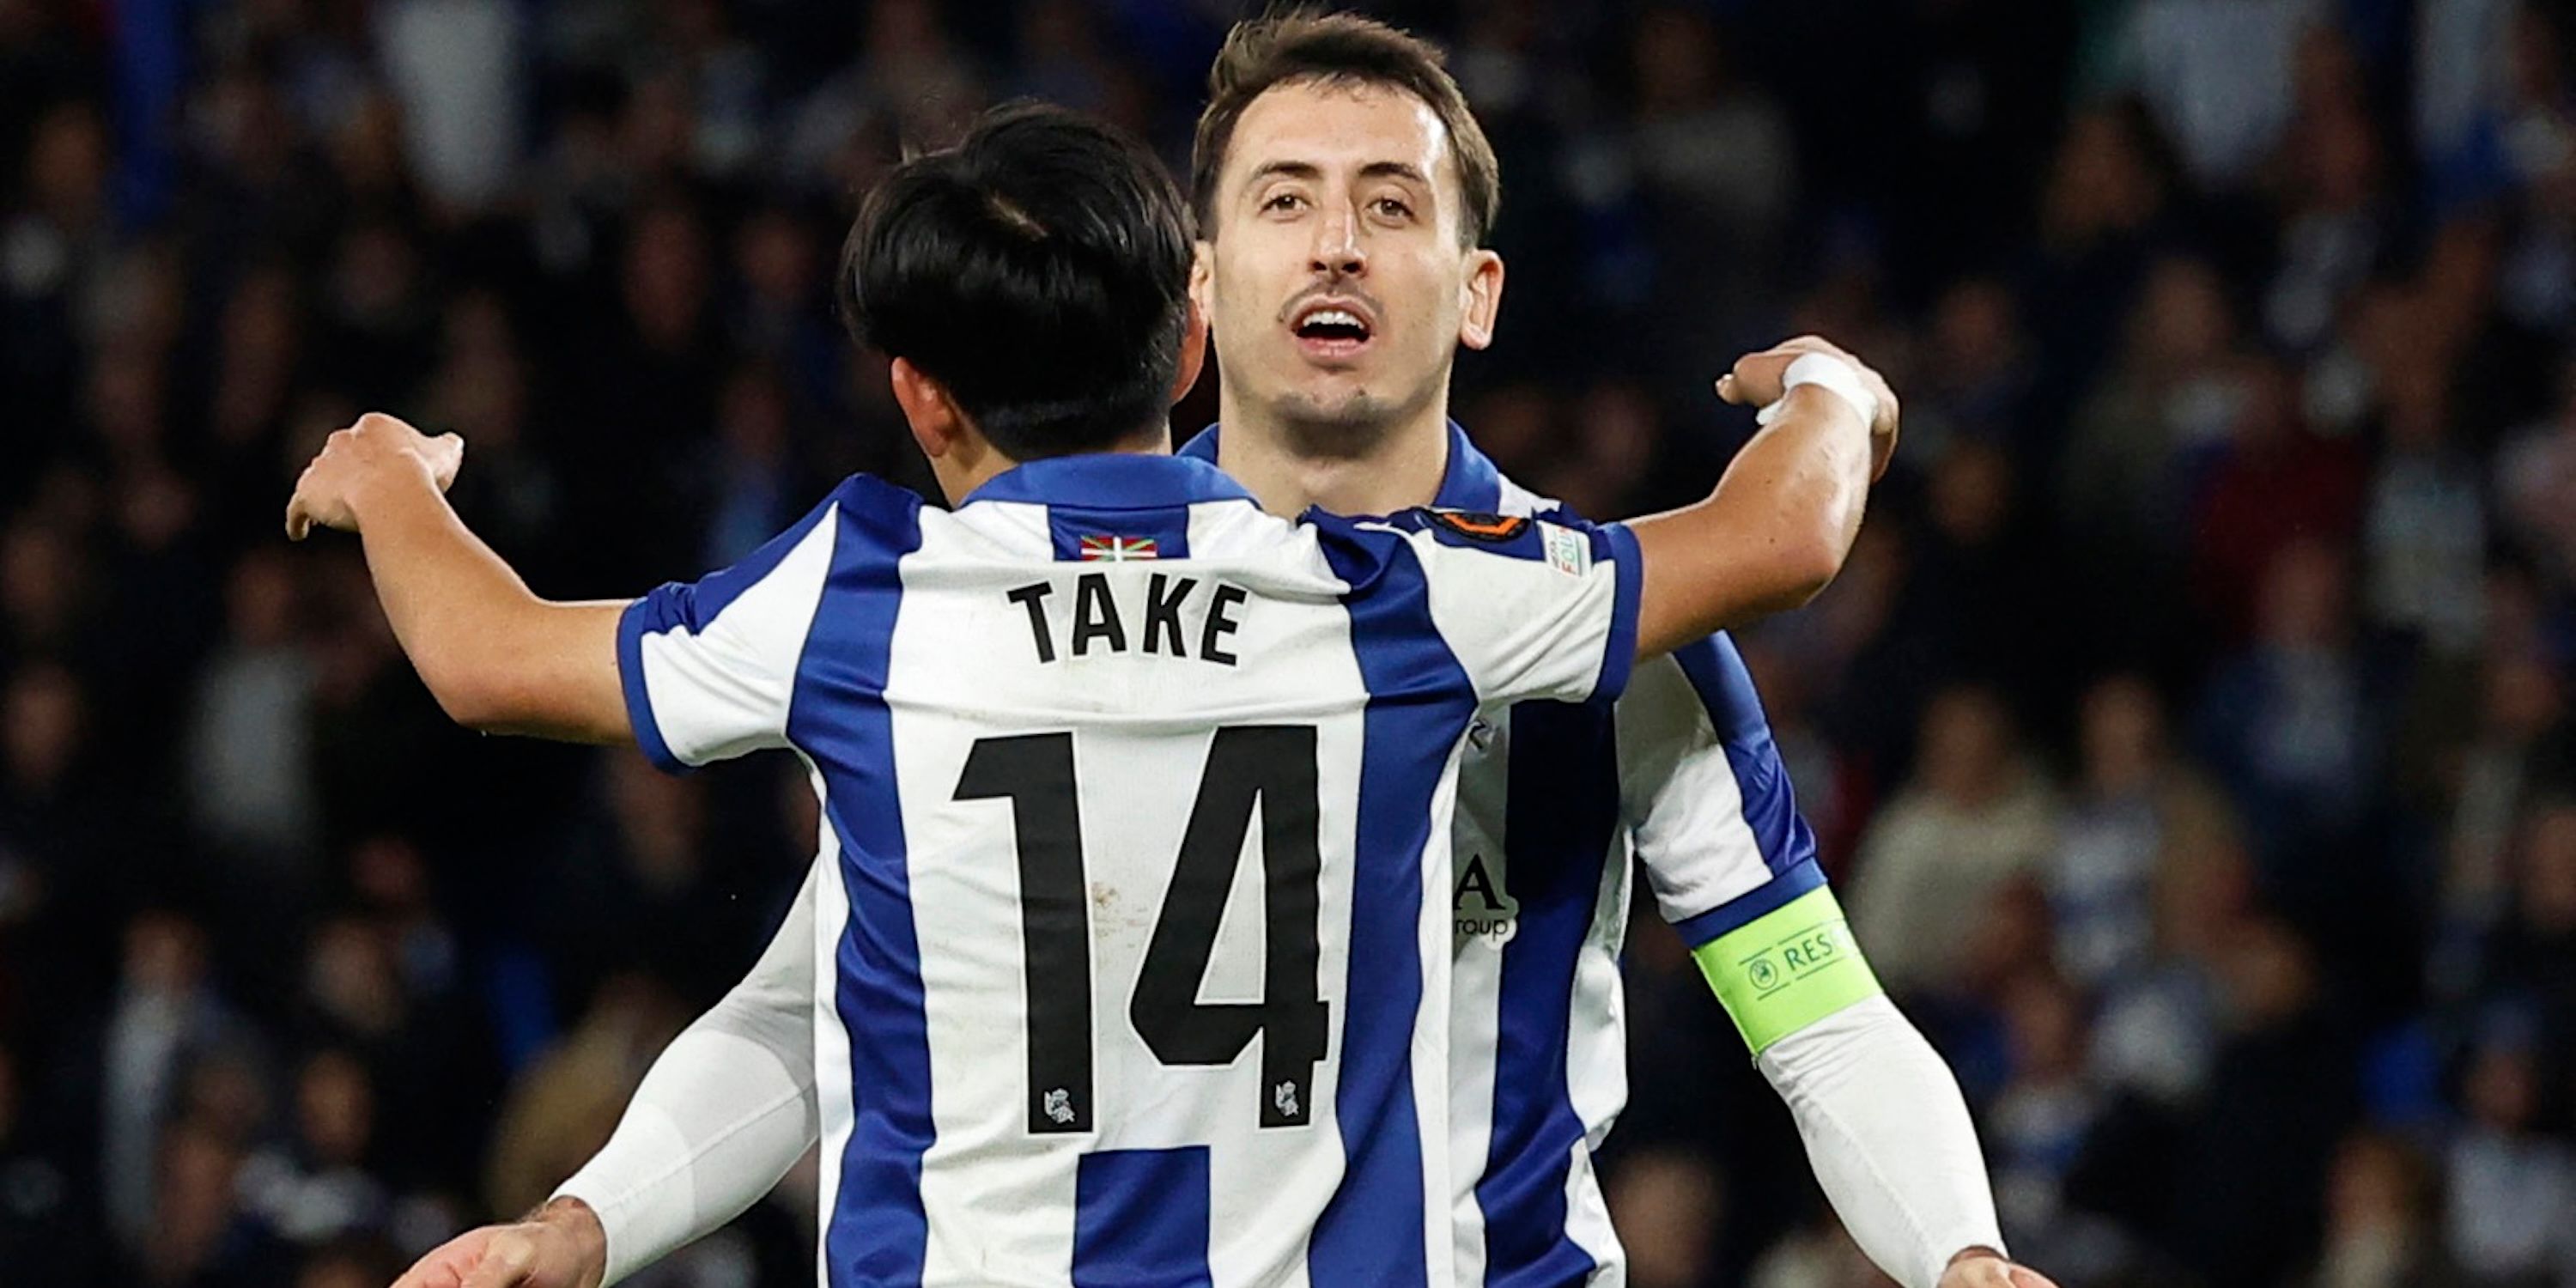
left=615, top=454, right=1643, bottom=1288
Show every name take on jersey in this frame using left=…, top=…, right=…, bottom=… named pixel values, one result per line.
left=1006, top=571, right=1251, bottom=665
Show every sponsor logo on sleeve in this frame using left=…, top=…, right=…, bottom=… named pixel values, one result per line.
left=1543, top=524, right=1591, bottom=577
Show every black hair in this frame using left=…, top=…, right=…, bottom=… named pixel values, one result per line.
left=837, top=102, right=1194, bottom=459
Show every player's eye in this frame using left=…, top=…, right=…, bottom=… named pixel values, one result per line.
left=1370, top=197, right=1413, bottom=221
left=1262, top=191, right=1307, bottom=213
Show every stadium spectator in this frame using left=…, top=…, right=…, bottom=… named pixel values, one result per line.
left=2097, top=0, right=2324, bottom=188
left=1984, top=969, right=2125, bottom=1281
left=2442, top=1009, right=2576, bottom=1285
left=1849, top=684, right=2062, bottom=999
left=2050, top=673, right=2241, bottom=993
left=238, top=1047, right=389, bottom=1249
left=2308, top=1129, right=2453, bottom=1288
left=1608, top=1149, right=1728, bottom=1288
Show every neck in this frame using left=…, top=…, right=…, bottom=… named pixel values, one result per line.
left=936, top=424, right=1172, bottom=505
left=1211, top=388, right=1451, bottom=517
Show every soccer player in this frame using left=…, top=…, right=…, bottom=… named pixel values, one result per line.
left=308, top=103, right=1895, bottom=1288
left=402, top=15, right=2053, bottom=1288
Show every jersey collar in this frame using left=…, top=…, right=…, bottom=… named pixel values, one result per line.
left=1178, top=421, right=1505, bottom=513
left=963, top=453, right=1260, bottom=509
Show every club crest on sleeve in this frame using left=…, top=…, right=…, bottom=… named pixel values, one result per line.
left=1076, top=534, right=1159, bottom=562
left=1423, top=510, right=1530, bottom=543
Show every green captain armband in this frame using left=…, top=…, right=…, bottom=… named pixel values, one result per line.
left=1692, top=884, right=1883, bottom=1056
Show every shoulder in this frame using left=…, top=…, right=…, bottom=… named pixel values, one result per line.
left=812, top=473, right=931, bottom=556
left=820, top=473, right=928, bottom=523
left=1307, top=507, right=1613, bottom=585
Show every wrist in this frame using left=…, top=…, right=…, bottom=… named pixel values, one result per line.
left=1947, top=1245, right=2006, bottom=1267
left=534, top=1195, right=610, bottom=1288
left=1755, top=353, right=1880, bottom=432
left=345, top=453, right=443, bottom=521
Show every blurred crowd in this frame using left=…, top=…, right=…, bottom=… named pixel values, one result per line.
left=2, top=0, right=2574, bottom=1285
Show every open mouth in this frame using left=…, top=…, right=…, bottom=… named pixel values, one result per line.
left=1291, top=299, right=1376, bottom=361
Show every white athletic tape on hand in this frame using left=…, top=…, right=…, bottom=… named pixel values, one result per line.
left=1753, top=352, right=1880, bottom=430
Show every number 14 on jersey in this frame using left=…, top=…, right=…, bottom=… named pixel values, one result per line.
left=954, top=726, right=1331, bottom=1136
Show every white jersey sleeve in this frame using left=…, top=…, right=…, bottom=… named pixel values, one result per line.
left=617, top=489, right=847, bottom=772
left=1617, top=635, right=1825, bottom=943
left=1330, top=508, right=1640, bottom=708
left=556, top=865, right=823, bottom=1285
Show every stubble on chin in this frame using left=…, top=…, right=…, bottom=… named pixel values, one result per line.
left=1266, top=381, right=1440, bottom=461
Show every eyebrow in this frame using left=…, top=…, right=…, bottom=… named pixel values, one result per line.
left=1245, top=160, right=1433, bottom=189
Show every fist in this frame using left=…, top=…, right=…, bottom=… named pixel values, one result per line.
left=285, top=413, right=464, bottom=540
left=1716, top=335, right=1902, bottom=479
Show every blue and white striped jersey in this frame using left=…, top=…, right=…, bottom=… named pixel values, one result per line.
left=1182, top=426, right=1827, bottom=1288
left=617, top=453, right=1643, bottom=1288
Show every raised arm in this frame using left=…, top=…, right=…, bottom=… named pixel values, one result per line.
left=286, top=413, right=629, bottom=742
left=1626, top=337, right=1896, bottom=658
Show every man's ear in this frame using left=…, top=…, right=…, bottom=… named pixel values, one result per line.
left=1171, top=297, right=1210, bottom=404
left=1457, top=248, right=1504, bottom=351
left=890, top=357, right=965, bottom=459
left=1189, top=240, right=1214, bottom=319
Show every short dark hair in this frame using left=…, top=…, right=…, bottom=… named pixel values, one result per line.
left=837, top=102, right=1193, bottom=460
left=1192, top=10, right=1500, bottom=247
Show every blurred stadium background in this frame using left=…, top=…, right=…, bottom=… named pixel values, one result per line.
left=3, top=0, right=2575, bottom=1285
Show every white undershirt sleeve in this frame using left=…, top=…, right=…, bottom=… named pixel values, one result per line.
left=555, top=863, right=823, bottom=1285
left=1755, top=994, right=2005, bottom=1288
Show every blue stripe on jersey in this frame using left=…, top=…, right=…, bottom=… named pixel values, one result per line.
left=1432, top=422, right=1503, bottom=510
left=617, top=491, right=844, bottom=774
left=1671, top=634, right=1818, bottom=892
left=1310, top=533, right=1475, bottom=1288
left=1177, top=424, right=1222, bottom=465
left=1591, top=524, right=1643, bottom=707
left=1669, top=857, right=1828, bottom=946
left=616, top=605, right=685, bottom=775
left=1072, top=1147, right=1215, bottom=1288
left=1478, top=697, right=1622, bottom=1288
left=1047, top=504, right=1194, bottom=562
left=786, top=485, right=935, bottom=1288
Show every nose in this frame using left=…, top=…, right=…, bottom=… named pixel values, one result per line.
left=1309, top=202, right=1366, bottom=278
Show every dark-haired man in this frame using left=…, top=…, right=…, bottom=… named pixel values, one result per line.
left=313, top=101, right=1900, bottom=1288
left=1181, top=21, right=2038, bottom=1286
left=430, top=14, right=2050, bottom=1288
